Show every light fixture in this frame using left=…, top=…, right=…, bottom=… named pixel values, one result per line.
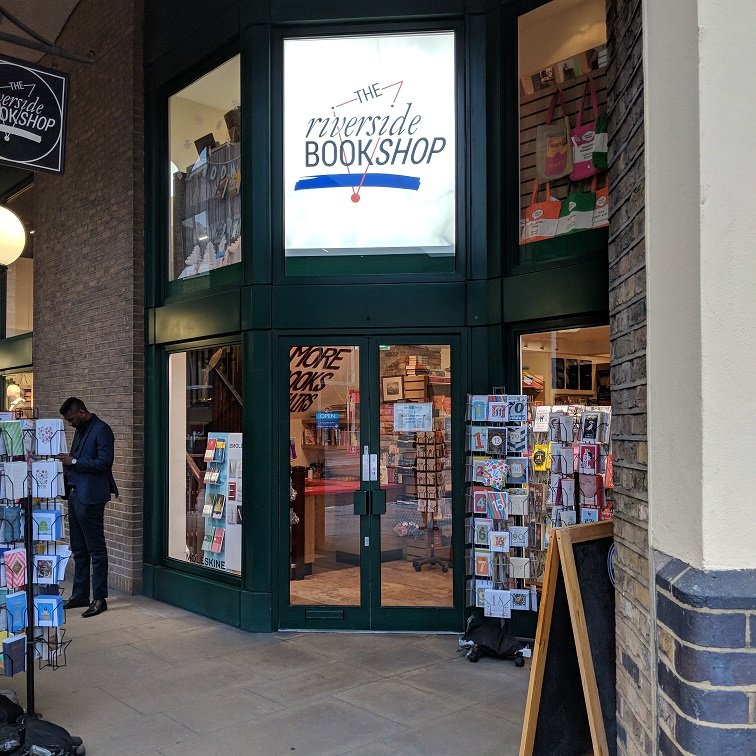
left=0, top=206, right=26, bottom=266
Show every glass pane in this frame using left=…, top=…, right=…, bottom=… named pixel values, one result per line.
left=289, top=346, right=361, bottom=605
left=520, top=326, right=610, bottom=405
left=283, top=32, right=456, bottom=276
left=518, top=0, right=608, bottom=265
left=4, top=371, right=33, bottom=417
left=5, top=184, right=33, bottom=337
left=167, top=345, right=242, bottom=574
left=169, top=56, right=241, bottom=282
left=379, top=344, right=452, bottom=607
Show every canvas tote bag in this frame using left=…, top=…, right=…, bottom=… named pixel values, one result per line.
left=535, top=89, right=573, bottom=182
left=521, top=180, right=561, bottom=244
left=569, top=75, right=603, bottom=181
left=555, top=182, right=596, bottom=236
left=592, top=175, right=609, bottom=228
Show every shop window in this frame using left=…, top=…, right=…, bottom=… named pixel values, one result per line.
left=4, top=184, right=33, bottom=337
left=520, top=325, right=610, bottom=406
left=3, top=371, right=32, bottom=416
left=168, top=56, right=241, bottom=283
left=283, top=31, right=456, bottom=276
left=517, top=0, right=608, bottom=266
left=167, top=344, right=242, bottom=574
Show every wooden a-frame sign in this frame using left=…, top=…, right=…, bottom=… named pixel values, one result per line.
left=520, top=520, right=616, bottom=756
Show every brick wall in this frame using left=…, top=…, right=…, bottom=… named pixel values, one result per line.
left=605, top=0, right=654, bottom=753
left=32, top=0, right=145, bottom=593
left=655, top=557, right=756, bottom=754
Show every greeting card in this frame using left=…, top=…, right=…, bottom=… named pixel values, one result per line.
left=484, top=588, right=511, bottom=618
left=0, top=422, right=23, bottom=458
left=508, top=556, right=531, bottom=580
left=475, top=580, right=494, bottom=609
left=34, top=419, right=68, bottom=456
left=482, top=459, right=508, bottom=490
left=34, top=595, right=63, bottom=627
left=506, top=457, right=528, bottom=486
left=511, top=589, right=531, bottom=611
left=468, top=395, right=488, bottom=422
left=507, top=488, right=529, bottom=517
left=579, top=473, right=605, bottom=507
left=32, top=509, right=63, bottom=542
left=533, top=406, right=551, bottom=433
left=3, top=550, right=25, bottom=591
left=467, top=426, right=488, bottom=452
left=507, top=427, right=528, bottom=455
left=581, top=507, right=599, bottom=523
left=470, top=487, right=489, bottom=515
left=488, top=530, right=510, bottom=553
left=507, top=395, right=528, bottom=422
left=33, top=555, right=57, bottom=585
left=2, top=633, right=25, bottom=676
left=5, top=592, right=25, bottom=633
left=486, top=490, right=508, bottom=520
left=486, top=428, right=506, bottom=455
left=474, top=518, right=493, bottom=547
left=560, top=477, right=576, bottom=508
left=487, top=395, right=508, bottom=422
left=532, top=443, right=551, bottom=472
left=578, top=444, right=600, bottom=474
left=474, top=549, right=493, bottom=577
left=2, top=462, right=27, bottom=501
left=509, top=525, right=530, bottom=549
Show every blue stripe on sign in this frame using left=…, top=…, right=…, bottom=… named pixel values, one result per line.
left=294, top=173, right=421, bottom=191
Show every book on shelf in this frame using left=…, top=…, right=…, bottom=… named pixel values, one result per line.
left=211, top=528, right=225, bottom=553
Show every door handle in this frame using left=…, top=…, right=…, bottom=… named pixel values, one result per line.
left=372, top=489, right=386, bottom=515
left=353, top=490, right=368, bottom=516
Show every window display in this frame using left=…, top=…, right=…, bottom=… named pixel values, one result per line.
left=518, top=0, right=608, bottom=264
left=167, top=345, right=242, bottom=573
left=168, top=56, right=241, bottom=282
left=3, top=372, right=32, bottom=416
left=4, top=183, right=33, bottom=336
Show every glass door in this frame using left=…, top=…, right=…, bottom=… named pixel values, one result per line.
left=282, top=338, right=459, bottom=630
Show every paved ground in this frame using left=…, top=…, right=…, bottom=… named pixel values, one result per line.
left=2, top=592, right=530, bottom=755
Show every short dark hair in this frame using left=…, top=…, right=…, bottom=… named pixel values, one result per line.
left=60, top=397, right=88, bottom=415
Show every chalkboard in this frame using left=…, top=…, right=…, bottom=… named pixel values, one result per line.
left=520, top=520, right=616, bottom=756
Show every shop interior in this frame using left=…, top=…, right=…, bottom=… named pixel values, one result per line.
left=288, top=344, right=453, bottom=608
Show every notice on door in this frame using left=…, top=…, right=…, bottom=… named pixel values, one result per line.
left=393, top=402, right=433, bottom=432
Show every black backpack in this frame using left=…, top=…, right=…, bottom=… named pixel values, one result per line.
left=462, top=615, right=526, bottom=664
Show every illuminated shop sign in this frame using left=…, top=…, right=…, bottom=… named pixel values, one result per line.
left=284, top=31, right=456, bottom=259
left=0, top=55, right=68, bottom=174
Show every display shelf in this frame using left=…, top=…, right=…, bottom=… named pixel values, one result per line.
left=0, top=417, right=73, bottom=717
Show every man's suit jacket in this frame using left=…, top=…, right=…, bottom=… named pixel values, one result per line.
left=65, top=414, right=118, bottom=505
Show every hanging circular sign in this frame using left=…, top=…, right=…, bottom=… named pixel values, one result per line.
left=0, top=55, right=69, bottom=174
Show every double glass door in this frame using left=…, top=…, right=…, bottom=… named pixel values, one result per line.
left=283, top=336, right=460, bottom=630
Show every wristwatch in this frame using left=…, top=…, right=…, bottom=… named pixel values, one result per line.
left=71, top=458, right=77, bottom=465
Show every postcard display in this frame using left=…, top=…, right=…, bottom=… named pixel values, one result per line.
left=465, top=393, right=537, bottom=618
left=201, top=433, right=242, bottom=573
left=532, top=404, right=614, bottom=574
left=0, top=417, right=72, bottom=714
left=465, top=394, right=614, bottom=619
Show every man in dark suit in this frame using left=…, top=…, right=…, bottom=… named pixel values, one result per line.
left=57, top=397, right=118, bottom=618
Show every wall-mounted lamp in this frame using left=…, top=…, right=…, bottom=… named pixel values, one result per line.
left=0, top=206, right=26, bottom=267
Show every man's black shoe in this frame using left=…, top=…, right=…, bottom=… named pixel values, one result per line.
left=81, top=599, right=107, bottom=618
left=63, top=597, right=90, bottom=610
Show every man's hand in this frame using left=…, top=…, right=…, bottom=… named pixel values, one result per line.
left=57, top=454, right=74, bottom=465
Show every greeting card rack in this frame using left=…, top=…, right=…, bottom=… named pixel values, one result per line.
left=528, top=402, right=614, bottom=581
left=464, top=389, right=539, bottom=625
left=0, top=417, right=72, bottom=717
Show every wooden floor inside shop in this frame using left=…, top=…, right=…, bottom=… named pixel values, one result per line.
left=289, top=559, right=453, bottom=607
